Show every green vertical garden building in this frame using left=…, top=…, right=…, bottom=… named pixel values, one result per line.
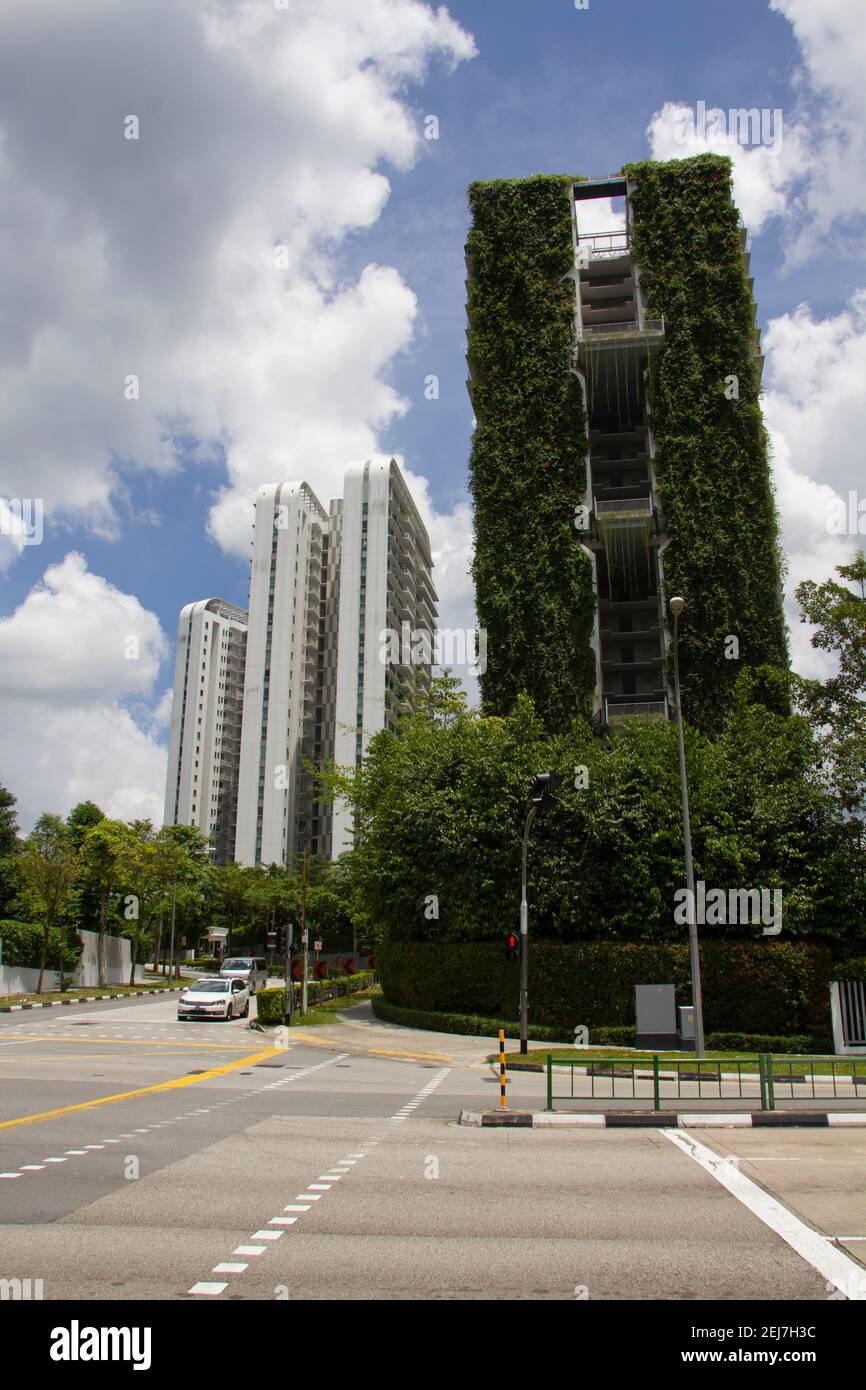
left=465, top=154, right=789, bottom=734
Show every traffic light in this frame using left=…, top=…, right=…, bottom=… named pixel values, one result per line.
left=505, top=932, right=520, bottom=963
left=530, top=772, right=563, bottom=814
left=275, top=923, right=289, bottom=955
left=266, top=930, right=277, bottom=951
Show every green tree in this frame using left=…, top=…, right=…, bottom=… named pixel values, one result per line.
left=0, top=783, right=18, bottom=854
left=794, top=549, right=866, bottom=814
left=18, top=814, right=77, bottom=993
left=77, top=820, right=137, bottom=985
left=340, top=684, right=865, bottom=950
left=210, top=862, right=256, bottom=955
left=0, top=783, right=21, bottom=919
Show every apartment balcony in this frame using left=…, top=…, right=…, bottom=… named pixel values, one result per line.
left=578, top=230, right=630, bottom=263
left=593, top=479, right=652, bottom=505
left=579, top=317, right=665, bottom=351
left=605, top=697, right=669, bottom=725
left=594, top=496, right=654, bottom=527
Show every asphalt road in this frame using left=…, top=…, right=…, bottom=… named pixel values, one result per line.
left=1, top=996, right=865, bottom=1300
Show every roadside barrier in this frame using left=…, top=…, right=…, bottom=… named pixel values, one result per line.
left=545, top=1053, right=866, bottom=1112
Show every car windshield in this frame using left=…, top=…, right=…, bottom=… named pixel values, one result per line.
left=188, top=980, right=228, bottom=993
left=222, top=960, right=250, bottom=970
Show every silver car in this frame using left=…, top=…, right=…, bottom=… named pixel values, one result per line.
left=178, top=978, right=249, bottom=1021
left=219, top=956, right=268, bottom=994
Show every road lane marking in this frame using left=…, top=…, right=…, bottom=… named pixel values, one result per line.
left=0, top=1033, right=254, bottom=1051
left=189, top=1282, right=227, bottom=1296
left=0, top=1045, right=282, bottom=1130
left=185, top=1062, right=453, bottom=1298
left=368, top=1047, right=453, bottom=1062
left=664, top=1130, right=866, bottom=1300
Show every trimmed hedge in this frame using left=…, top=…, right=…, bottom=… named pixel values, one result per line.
left=372, top=997, right=566, bottom=1042
left=255, top=971, right=373, bottom=1025
left=377, top=940, right=834, bottom=1037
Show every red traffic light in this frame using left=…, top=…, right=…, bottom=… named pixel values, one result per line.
left=505, top=933, right=520, bottom=962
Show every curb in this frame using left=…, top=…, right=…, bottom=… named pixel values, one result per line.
left=459, top=1109, right=866, bottom=1129
left=0, top=986, right=188, bottom=1013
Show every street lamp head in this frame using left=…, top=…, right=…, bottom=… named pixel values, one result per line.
left=670, top=596, right=685, bottom=618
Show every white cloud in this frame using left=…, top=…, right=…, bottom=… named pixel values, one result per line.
left=645, top=100, right=810, bottom=235
left=646, top=3, right=866, bottom=259
left=762, top=292, right=866, bottom=677
left=0, top=0, right=476, bottom=822
left=0, top=0, right=476, bottom=550
left=0, top=554, right=169, bottom=830
left=769, top=0, right=866, bottom=259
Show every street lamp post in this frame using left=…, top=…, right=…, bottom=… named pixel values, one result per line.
left=167, top=878, right=177, bottom=982
left=519, top=804, right=538, bottom=1057
left=519, top=773, right=562, bottom=1056
left=670, top=596, right=706, bottom=1059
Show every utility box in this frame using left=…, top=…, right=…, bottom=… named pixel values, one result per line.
left=635, top=983, right=677, bottom=1050
left=678, top=1004, right=696, bottom=1051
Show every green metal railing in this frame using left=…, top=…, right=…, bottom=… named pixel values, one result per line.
left=544, top=1054, right=866, bottom=1112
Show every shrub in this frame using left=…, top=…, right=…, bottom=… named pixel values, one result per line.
left=255, top=971, right=373, bottom=1025
left=833, top=956, right=866, bottom=982
left=0, top=919, right=82, bottom=973
left=372, top=998, right=564, bottom=1041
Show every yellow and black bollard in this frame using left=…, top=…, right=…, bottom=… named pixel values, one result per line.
left=499, top=1028, right=507, bottom=1109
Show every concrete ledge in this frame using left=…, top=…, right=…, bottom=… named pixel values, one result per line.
left=459, top=1109, right=866, bottom=1129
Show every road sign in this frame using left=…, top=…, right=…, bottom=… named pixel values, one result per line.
left=314, top=940, right=322, bottom=953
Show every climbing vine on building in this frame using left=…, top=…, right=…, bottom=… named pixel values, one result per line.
left=623, top=153, right=789, bottom=731
left=466, top=175, right=597, bottom=732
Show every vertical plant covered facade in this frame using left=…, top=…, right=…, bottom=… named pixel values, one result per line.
left=466, top=156, right=789, bottom=735
left=623, top=154, right=789, bottom=730
left=466, top=175, right=596, bottom=734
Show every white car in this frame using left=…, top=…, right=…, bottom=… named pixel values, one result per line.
left=178, top=977, right=249, bottom=1021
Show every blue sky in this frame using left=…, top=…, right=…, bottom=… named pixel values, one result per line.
left=1, top=0, right=864, bottom=829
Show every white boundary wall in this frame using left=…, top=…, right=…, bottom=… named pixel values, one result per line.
left=0, top=930, right=144, bottom=995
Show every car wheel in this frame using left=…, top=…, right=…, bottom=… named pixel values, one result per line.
left=242, top=998, right=250, bottom=1018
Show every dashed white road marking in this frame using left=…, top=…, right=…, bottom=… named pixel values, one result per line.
left=187, top=1062, right=453, bottom=1298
